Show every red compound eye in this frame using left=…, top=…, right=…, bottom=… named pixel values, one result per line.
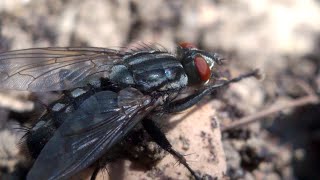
left=194, top=55, right=211, bottom=82
left=179, top=42, right=197, bottom=49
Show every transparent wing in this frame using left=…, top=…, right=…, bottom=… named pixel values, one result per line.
left=26, top=88, right=153, bottom=180
left=0, top=47, right=126, bottom=91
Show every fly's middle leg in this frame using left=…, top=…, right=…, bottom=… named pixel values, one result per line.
left=165, top=69, right=260, bottom=113
left=142, top=118, right=201, bottom=180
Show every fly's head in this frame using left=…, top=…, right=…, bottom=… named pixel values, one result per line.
left=177, top=42, right=224, bottom=85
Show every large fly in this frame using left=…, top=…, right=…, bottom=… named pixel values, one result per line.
left=0, top=42, right=259, bottom=180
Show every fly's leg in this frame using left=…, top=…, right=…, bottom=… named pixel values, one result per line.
left=90, top=159, right=111, bottom=180
left=142, top=119, right=201, bottom=180
left=90, top=166, right=100, bottom=180
left=165, top=69, right=259, bottom=113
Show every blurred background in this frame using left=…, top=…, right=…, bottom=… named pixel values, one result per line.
left=0, top=0, right=320, bottom=179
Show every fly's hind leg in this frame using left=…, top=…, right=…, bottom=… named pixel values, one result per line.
left=142, top=119, right=201, bottom=180
left=90, top=156, right=112, bottom=180
left=90, top=165, right=100, bottom=180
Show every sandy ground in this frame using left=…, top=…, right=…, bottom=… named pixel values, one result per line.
left=1, top=0, right=320, bottom=179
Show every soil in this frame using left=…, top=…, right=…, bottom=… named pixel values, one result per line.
left=1, top=0, right=320, bottom=179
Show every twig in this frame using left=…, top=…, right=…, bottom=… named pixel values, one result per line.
left=221, top=80, right=319, bottom=132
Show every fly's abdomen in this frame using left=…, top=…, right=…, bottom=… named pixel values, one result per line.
left=110, top=52, right=188, bottom=92
left=26, top=119, right=58, bottom=158
left=25, top=87, right=98, bottom=158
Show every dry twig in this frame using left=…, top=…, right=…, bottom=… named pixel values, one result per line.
left=221, top=80, right=319, bottom=132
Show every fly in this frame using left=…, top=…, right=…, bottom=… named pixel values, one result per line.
left=0, top=42, right=259, bottom=180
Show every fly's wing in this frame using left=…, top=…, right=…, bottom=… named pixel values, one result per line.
left=27, top=88, right=154, bottom=180
left=0, top=43, right=170, bottom=92
left=0, top=47, right=128, bottom=91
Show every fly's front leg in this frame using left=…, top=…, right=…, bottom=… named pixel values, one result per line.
left=165, top=69, right=259, bottom=113
left=142, top=119, right=201, bottom=180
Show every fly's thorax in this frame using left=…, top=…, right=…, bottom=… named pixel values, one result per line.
left=109, top=51, right=188, bottom=92
left=109, top=65, right=135, bottom=85
left=177, top=42, right=223, bottom=86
